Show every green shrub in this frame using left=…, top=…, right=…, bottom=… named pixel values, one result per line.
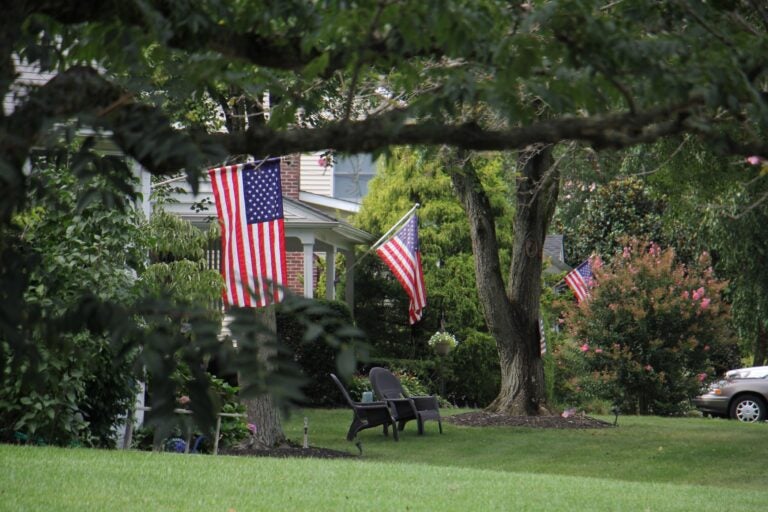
left=133, top=373, right=248, bottom=452
left=443, top=332, right=501, bottom=407
left=356, top=368, right=450, bottom=406
left=561, top=240, right=741, bottom=415
left=366, top=358, right=437, bottom=393
left=345, top=374, right=372, bottom=402
left=0, top=333, right=137, bottom=448
left=550, top=339, right=616, bottom=412
left=391, top=370, right=432, bottom=397
left=277, top=299, right=357, bottom=405
left=81, top=339, right=140, bottom=447
left=0, top=155, right=146, bottom=447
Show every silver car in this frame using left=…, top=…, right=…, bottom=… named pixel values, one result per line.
left=693, top=367, right=768, bottom=422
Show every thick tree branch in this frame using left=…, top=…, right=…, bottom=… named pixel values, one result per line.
left=220, top=101, right=699, bottom=156
left=3, top=66, right=224, bottom=182
left=8, top=63, right=761, bottom=189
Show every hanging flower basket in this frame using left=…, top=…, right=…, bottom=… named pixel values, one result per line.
left=428, top=331, right=458, bottom=356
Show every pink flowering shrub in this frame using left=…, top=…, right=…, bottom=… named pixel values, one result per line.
left=558, top=239, right=739, bottom=415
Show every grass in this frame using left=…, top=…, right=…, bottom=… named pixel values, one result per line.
left=1, top=410, right=767, bottom=511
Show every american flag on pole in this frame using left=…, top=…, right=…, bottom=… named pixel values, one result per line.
left=376, top=214, right=427, bottom=324
left=565, top=258, right=593, bottom=303
left=208, top=160, right=287, bottom=308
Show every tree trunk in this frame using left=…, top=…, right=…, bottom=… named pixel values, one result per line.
left=239, top=305, right=286, bottom=448
left=451, top=145, right=559, bottom=416
left=754, top=327, right=768, bottom=367
left=220, top=84, right=286, bottom=447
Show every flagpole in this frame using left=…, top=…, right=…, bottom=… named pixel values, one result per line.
left=371, top=203, right=420, bottom=250
left=151, top=156, right=279, bottom=189
left=342, top=203, right=421, bottom=274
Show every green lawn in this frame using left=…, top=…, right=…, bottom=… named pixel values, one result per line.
left=1, top=409, right=767, bottom=511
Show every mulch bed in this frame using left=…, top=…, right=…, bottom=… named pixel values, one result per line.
left=219, top=439, right=356, bottom=460
left=446, top=411, right=614, bottom=429
left=219, top=411, right=613, bottom=460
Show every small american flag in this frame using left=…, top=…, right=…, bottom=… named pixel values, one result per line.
left=208, top=160, right=287, bottom=308
left=376, top=214, right=427, bottom=324
left=565, top=258, right=593, bottom=303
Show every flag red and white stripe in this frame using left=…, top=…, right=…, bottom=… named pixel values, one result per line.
left=376, top=214, right=427, bottom=324
left=208, top=160, right=287, bottom=308
left=565, top=258, right=593, bottom=303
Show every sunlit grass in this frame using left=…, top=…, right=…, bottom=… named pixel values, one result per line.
left=285, top=408, right=767, bottom=489
left=1, top=411, right=767, bottom=511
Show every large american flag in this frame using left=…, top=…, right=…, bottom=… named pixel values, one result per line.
left=565, top=258, right=593, bottom=303
left=376, top=214, right=427, bottom=324
left=208, top=160, right=287, bottom=308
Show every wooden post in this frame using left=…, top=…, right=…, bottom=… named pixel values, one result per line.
left=303, top=417, right=309, bottom=449
left=213, top=416, right=222, bottom=455
left=122, top=414, right=134, bottom=449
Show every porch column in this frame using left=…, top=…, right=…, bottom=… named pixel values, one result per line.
left=303, top=241, right=314, bottom=298
left=325, top=245, right=336, bottom=300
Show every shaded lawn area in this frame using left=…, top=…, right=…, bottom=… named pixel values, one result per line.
left=284, top=408, right=767, bottom=490
left=1, top=410, right=766, bottom=511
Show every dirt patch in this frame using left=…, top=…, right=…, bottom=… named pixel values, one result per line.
left=219, top=412, right=613, bottom=460
left=219, top=439, right=356, bottom=460
left=446, top=411, right=614, bottom=429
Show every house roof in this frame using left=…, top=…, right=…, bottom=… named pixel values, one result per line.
left=543, top=234, right=570, bottom=273
left=299, top=190, right=361, bottom=214
left=282, top=196, right=374, bottom=246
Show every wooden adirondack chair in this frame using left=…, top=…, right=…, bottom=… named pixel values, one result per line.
left=330, top=373, right=399, bottom=442
left=369, top=367, right=443, bottom=435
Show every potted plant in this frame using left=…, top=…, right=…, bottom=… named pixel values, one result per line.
left=428, top=331, right=458, bottom=356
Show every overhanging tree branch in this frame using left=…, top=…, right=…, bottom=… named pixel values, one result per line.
left=3, top=65, right=225, bottom=185
left=219, top=101, right=700, bottom=155
left=7, top=64, right=766, bottom=187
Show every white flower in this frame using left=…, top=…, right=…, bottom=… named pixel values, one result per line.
left=428, top=331, right=458, bottom=347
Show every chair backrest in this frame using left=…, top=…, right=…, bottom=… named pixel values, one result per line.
left=369, top=367, right=406, bottom=400
left=330, top=373, right=357, bottom=408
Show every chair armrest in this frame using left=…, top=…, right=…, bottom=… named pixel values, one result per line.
left=411, top=395, right=439, bottom=410
left=354, top=401, right=389, bottom=410
left=382, top=397, right=419, bottom=418
left=382, top=397, right=412, bottom=404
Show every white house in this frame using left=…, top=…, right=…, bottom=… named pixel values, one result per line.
left=7, top=57, right=376, bottom=308
left=160, top=153, right=375, bottom=306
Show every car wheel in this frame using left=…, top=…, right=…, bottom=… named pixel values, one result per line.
left=729, top=394, right=767, bottom=422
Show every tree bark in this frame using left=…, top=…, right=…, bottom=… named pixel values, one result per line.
left=754, top=327, right=768, bottom=367
left=451, top=145, right=559, bottom=416
left=238, top=306, right=286, bottom=448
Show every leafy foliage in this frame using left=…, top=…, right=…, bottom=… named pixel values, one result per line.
left=697, top=166, right=768, bottom=364
left=146, top=209, right=208, bottom=263
left=559, top=176, right=667, bottom=265
left=5, top=0, right=768, bottom=423
left=134, top=371, right=248, bottom=453
left=0, top=151, right=144, bottom=446
left=277, top=299, right=361, bottom=406
left=427, top=331, right=459, bottom=348
left=354, top=147, right=512, bottom=355
left=559, top=240, right=740, bottom=415
left=444, top=332, right=501, bottom=407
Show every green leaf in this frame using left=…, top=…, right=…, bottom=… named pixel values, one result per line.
left=336, top=346, right=356, bottom=378
left=302, top=53, right=329, bottom=79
